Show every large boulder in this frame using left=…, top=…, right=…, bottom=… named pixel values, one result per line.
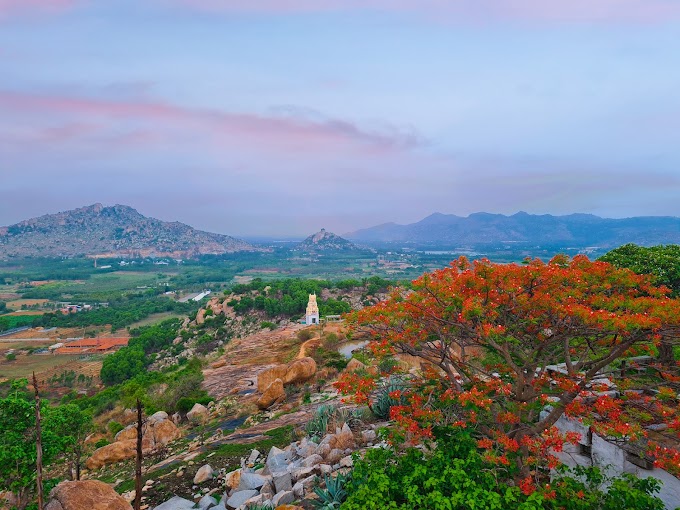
left=256, top=378, right=285, bottom=410
left=283, top=357, right=317, bottom=385
left=257, top=365, right=288, bottom=393
left=344, top=358, right=366, bottom=373
left=86, top=440, right=136, bottom=470
left=186, top=403, right=209, bottom=424
left=151, top=417, right=182, bottom=446
left=44, top=480, right=131, bottom=510
left=113, top=417, right=180, bottom=451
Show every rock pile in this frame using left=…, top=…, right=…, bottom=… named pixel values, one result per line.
left=151, top=422, right=384, bottom=509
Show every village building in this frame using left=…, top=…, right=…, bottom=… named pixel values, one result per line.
left=54, top=337, right=129, bottom=355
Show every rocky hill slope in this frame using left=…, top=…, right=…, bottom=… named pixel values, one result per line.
left=296, top=229, right=358, bottom=252
left=0, top=203, right=255, bottom=258
left=347, top=211, right=680, bottom=247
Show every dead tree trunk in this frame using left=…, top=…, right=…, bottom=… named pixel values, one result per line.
left=134, top=399, right=143, bottom=510
left=33, top=372, right=44, bottom=510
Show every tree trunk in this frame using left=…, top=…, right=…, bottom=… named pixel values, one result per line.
left=75, top=444, right=81, bottom=481
left=658, top=342, right=676, bottom=367
left=134, top=399, right=143, bottom=510
left=33, top=372, right=44, bottom=510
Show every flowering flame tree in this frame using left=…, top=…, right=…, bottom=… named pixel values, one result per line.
left=337, top=255, right=680, bottom=485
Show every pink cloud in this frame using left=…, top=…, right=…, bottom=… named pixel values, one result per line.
left=0, top=90, right=419, bottom=155
left=166, top=0, right=680, bottom=24
left=0, top=0, right=78, bottom=17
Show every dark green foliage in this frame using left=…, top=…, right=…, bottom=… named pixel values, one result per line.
left=0, top=385, right=92, bottom=509
left=176, top=396, right=214, bottom=414
left=0, top=314, right=36, bottom=332
left=100, top=347, right=147, bottom=386
left=108, top=420, right=124, bottom=436
left=343, top=427, right=667, bottom=510
left=100, top=318, right=181, bottom=385
left=32, top=295, right=193, bottom=332
left=599, top=244, right=680, bottom=296
left=227, top=278, right=360, bottom=318
left=310, top=346, right=348, bottom=371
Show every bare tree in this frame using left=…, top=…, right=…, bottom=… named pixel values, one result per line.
left=33, top=372, right=43, bottom=510
left=134, top=399, right=144, bottom=510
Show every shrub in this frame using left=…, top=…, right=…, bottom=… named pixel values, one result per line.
left=94, top=438, right=110, bottom=449
left=297, top=329, right=314, bottom=342
left=107, top=421, right=124, bottom=436
left=343, top=426, right=666, bottom=510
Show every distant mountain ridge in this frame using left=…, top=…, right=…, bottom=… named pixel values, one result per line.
left=346, top=212, right=680, bottom=247
left=297, top=229, right=358, bottom=252
left=0, top=203, right=255, bottom=258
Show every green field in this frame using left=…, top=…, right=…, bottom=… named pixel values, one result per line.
left=20, top=271, right=169, bottom=300
left=0, top=314, right=38, bottom=331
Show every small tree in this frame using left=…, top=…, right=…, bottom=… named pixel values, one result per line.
left=338, top=256, right=680, bottom=487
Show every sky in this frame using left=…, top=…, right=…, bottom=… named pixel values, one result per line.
left=1, top=1, right=680, bottom=237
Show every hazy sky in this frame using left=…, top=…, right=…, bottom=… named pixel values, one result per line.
left=1, top=1, right=680, bottom=236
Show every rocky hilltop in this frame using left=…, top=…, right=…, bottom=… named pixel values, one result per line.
left=0, top=203, right=255, bottom=258
left=296, top=229, right=358, bottom=252
left=347, top=211, right=680, bottom=247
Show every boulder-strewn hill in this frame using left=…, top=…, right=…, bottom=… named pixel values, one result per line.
left=297, top=228, right=359, bottom=252
left=0, top=203, right=255, bottom=258
left=346, top=212, right=680, bottom=247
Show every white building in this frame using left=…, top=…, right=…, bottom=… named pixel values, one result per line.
left=305, top=293, right=319, bottom=325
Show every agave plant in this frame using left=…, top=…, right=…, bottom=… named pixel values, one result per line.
left=306, top=404, right=336, bottom=439
left=310, top=473, right=349, bottom=509
left=370, top=376, right=408, bottom=419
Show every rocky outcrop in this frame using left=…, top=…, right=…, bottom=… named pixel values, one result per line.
left=44, top=480, right=132, bottom=510
left=257, top=366, right=289, bottom=393
left=87, top=413, right=180, bottom=470
left=255, top=357, right=317, bottom=409
left=86, top=440, right=136, bottom=470
left=114, top=415, right=180, bottom=449
left=153, top=422, right=380, bottom=510
left=283, top=357, right=317, bottom=385
left=256, top=378, right=285, bottom=410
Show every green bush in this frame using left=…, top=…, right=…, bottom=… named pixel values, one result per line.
left=107, top=421, right=124, bottom=436
left=176, top=396, right=214, bottom=414
left=297, top=329, right=314, bottom=342
left=94, top=438, right=110, bottom=449
left=343, top=426, right=666, bottom=510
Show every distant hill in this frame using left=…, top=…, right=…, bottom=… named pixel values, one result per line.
left=297, top=229, right=359, bottom=252
left=346, top=212, right=680, bottom=247
left=0, top=203, right=255, bottom=258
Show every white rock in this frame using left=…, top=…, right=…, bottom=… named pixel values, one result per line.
left=193, top=464, right=214, bottom=484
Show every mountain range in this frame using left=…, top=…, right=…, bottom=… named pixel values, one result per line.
left=0, top=204, right=254, bottom=259
left=346, top=212, right=680, bottom=247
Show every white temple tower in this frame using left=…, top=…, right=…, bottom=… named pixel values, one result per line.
left=305, top=293, right=319, bottom=325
